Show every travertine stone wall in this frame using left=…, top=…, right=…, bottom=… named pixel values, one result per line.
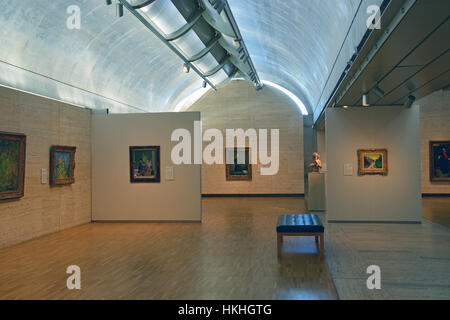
left=419, top=90, right=450, bottom=194
left=0, top=86, right=91, bottom=249
left=317, top=129, right=327, bottom=170
left=188, top=80, right=304, bottom=195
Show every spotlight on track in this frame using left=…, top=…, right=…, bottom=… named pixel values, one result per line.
left=202, top=81, right=207, bottom=88
left=404, top=95, right=416, bottom=108
left=183, top=63, right=190, bottom=74
left=254, top=81, right=263, bottom=90
left=106, top=0, right=112, bottom=5
left=362, top=93, right=370, bottom=107
left=372, top=86, right=385, bottom=99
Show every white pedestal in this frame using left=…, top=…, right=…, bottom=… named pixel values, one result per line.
left=307, top=172, right=326, bottom=211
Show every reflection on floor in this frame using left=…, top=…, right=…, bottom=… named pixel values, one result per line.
left=318, top=196, right=450, bottom=299
left=0, top=198, right=336, bottom=300
left=423, top=197, right=450, bottom=228
left=0, top=197, right=448, bottom=300
left=325, top=220, right=450, bottom=299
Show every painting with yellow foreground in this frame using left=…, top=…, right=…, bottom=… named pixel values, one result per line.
left=357, top=149, right=388, bottom=175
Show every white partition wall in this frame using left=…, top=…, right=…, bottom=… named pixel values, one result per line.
left=326, top=106, right=422, bottom=223
left=91, top=112, right=201, bottom=221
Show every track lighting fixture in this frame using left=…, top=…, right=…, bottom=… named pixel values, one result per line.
left=362, top=93, right=370, bottom=107
left=404, top=95, right=416, bottom=108
left=372, top=86, right=385, bottom=99
left=183, top=63, right=190, bottom=74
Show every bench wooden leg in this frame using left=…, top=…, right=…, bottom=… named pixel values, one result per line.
left=277, top=233, right=282, bottom=258
left=319, top=233, right=324, bottom=257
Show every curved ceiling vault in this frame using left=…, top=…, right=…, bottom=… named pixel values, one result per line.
left=0, top=0, right=362, bottom=114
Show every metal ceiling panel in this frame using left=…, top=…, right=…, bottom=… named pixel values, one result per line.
left=400, top=69, right=450, bottom=103
left=335, top=0, right=450, bottom=108
left=399, top=18, right=450, bottom=67
left=366, top=66, right=422, bottom=105
left=376, top=50, right=450, bottom=104
left=338, top=65, right=395, bottom=106
left=364, top=0, right=449, bottom=69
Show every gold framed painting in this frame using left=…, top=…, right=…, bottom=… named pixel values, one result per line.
left=429, top=141, right=450, bottom=182
left=129, top=146, right=160, bottom=183
left=226, top=147, right=252, bottom=181
left=0, top=132, right=26, bottom=200
left=50, top=145, right=76, bottom=186
left=357, top=149, right=388, bottom=176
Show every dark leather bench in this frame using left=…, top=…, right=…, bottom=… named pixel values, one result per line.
left=276, top=214, right=324, bottom=257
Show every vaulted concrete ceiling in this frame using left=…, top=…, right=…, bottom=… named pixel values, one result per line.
left=0, top=0, right=371, bottom=114
left=228, top=0, right=362, bottom=114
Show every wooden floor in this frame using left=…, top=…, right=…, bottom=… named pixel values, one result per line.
left=0, top=197, right=337, bottom=300
left=0, top=197, right=449, bottom=300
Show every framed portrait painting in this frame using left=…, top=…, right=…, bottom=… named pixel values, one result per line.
left=0, top=132, right=26, bottom=200
left=357, top=149, right=388, bottom=176
left=129, top=146, right=160, bottom=183
left=226, top=147, right=252, bottom=181
left=429, top=141, right=450, bottom=182
left=50, top=146, right=76, bottom=186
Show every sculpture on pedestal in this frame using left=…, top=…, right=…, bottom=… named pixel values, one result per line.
left=309, top=152, right=322, bottom=173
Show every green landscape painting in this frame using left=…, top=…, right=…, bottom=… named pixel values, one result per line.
left=0, top=139, right=20, bottom=192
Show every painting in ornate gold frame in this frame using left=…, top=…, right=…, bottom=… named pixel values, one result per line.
left=129, top=146, right=160, bottom=183
left=226, top=147, right=252, bottom=181
left=50, top=146, right=76, bottom=186
left=0, top=132, right=26, bottom=200
left=357, top=149, right=388, bottom=176
left=429, top=141, right=450, bottom=182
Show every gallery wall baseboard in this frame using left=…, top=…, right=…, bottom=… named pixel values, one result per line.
left=328, top=220, right=422, bottom=224
left=202, top=194, right=305, bottom=198
left=422, top=193, right=450, bottom=197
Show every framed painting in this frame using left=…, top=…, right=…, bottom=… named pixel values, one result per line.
left=357, top=149, right=388, bottom=176
left=429, top=141, right=450, bottom=182
left=50, top=146, right=76, bottom=186
left=0, top=132, right=26, bottom=200
left=226, top=147, right=252, bottom=181
left=129, top=146, right=160, bottom=183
